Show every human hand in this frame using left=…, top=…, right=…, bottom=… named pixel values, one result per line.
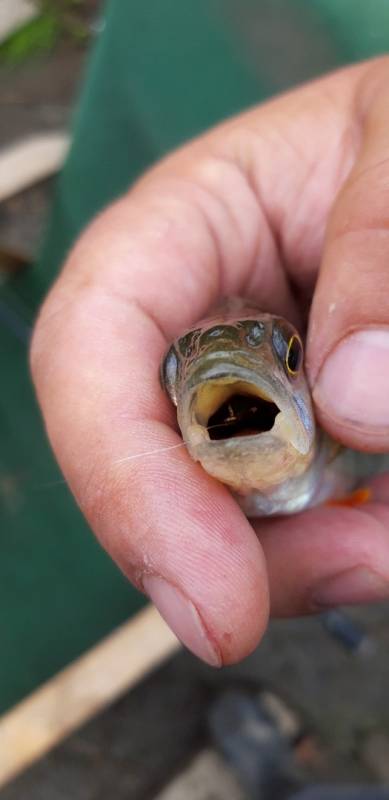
left=31, top=58, right=389, bottom=666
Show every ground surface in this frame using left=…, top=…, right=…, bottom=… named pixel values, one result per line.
left=2, top=605, right=389, bottom=799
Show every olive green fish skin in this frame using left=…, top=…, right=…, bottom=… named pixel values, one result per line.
left=160, top=302, right=371, bottom=516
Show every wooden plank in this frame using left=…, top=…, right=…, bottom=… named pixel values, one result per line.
left=0, top=0, right=36, bottom=43
left=0, top=605, right=180, bottom=788
left=0, top=133, right=70, bottom=203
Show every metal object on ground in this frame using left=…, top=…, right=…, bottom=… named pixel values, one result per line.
left=320, top=611, right=376, bottom=657
left=209, top=688, right=301, bottom=799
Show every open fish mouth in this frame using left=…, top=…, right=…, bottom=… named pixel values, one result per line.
left=192, top=379, right=281, bottom=441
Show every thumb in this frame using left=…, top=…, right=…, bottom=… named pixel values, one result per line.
left=308, top=58, right=389, bottom=451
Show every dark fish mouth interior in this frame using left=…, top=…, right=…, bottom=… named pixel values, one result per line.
left=207, top=393, right=280, bottom=440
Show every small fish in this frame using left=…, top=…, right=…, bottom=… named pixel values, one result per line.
left=160, top=300, right=384, bottom=516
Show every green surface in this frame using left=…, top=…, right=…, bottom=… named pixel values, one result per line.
left=0, top=320, right=145, bottom=715
left=38, top=0, right=266, bottom=290
left=1, top=0, right=389, bottom=714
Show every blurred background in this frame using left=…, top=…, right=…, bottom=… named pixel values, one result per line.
left=1, top=1, right=389, bottom=798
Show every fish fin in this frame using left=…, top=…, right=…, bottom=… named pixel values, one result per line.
left=327, top=487, right=372, bottom=508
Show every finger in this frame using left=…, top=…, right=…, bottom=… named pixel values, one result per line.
left=31, top=180, right=274, bottom=666
left=308, top=57, right=389, bottom=449
left=254, top=489, right=389, bottom=617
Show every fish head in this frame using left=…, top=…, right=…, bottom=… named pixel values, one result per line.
left=160, top=311, right=316, bottom=494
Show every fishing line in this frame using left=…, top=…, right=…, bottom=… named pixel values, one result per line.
left=33, top=421, right=232, bottom=490
left=113, top=441, right=188, bottom=465
left=112, top=420, right=236, bottom=466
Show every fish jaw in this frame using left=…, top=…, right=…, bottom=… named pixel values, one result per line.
left=176, top=359, right=316, bottom=495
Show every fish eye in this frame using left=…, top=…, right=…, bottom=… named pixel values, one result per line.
left=286, top=335, right=303, bottom=375
left=160, top=345, right=180, bottom=405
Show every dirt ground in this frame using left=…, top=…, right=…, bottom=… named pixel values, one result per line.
left=2, top=605, right=389, bottom=799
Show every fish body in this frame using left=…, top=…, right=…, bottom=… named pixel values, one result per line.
left=160, top=301, right=380, bottom=516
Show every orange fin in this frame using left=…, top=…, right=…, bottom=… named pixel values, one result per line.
left=327, top=487, right=372, bottom=508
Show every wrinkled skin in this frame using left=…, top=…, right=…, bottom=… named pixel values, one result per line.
left=31, top=58, right=389, bottom=668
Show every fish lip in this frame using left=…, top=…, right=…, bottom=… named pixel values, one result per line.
left=182, top=360, right=313, bottom=455
left=186, top=360, right=277, bottom=401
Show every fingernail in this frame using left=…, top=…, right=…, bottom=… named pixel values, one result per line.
left=143, top=575, right=222, bottom=667
left=314, top=328, right=389, bottom=429
left=312, top=566, right=389, bottom=608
